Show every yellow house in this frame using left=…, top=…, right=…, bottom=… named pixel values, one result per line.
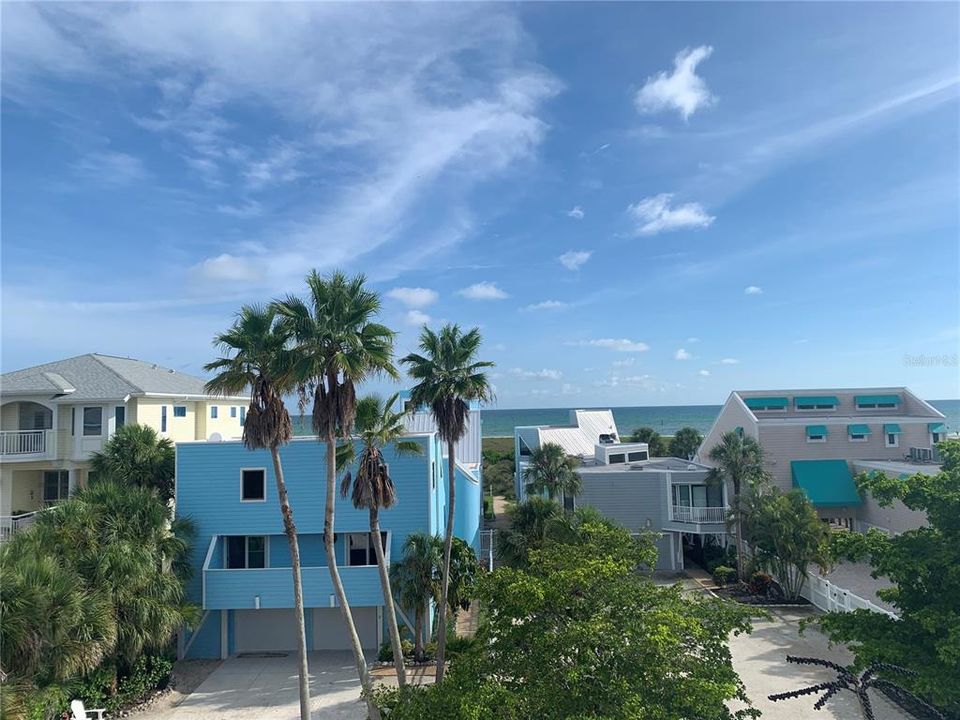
left=0, top=354, right=250, bottom=537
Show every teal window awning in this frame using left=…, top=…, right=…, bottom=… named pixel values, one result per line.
left=795, top=396, right=839, bottom=407
left=847, top=424, right=871, bottom=435
left=791, top=460, right=861, bottom=507
left=929, top=422, right=946, bottom=433
left=855, top=394, right=899, bottom=406
left=883, top=423, right=902, bottom=434
left=806, top=425, right=828, bottom=438
left=744, top=396, right=789, bottom=410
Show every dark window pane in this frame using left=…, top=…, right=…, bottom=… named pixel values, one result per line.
left=247, top=536, right=266, bottom=568
left=242, top=470, right=265, bottom=500
left=115, top=407, right=125, bottom=428
left=173, top=406, right=187, bottom=418
left=627, top=451, right=648, bottom=462
left=83, top=407, right=102, bottom=436
left=226, top=537, right=246, bottom=569
left=608, top=453, right=626, bottom=464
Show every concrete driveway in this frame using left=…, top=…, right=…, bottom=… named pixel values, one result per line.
left=152, top=651, right=371, bottom=720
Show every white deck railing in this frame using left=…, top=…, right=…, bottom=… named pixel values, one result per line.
left=0, top=429, right=52, bottom=456
left=802, top=572, right=897, bottom=619
left=0, top=510, right=45, bottom=542
left=670, top=505, right=727, bottom=524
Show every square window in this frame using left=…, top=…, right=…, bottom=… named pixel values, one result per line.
left=173, top=406, right=187, bottom=418
left=346, top=532, right=386, bottom=567
left=83, top=407, right=103, bottom=436
left=210, top=406, right=218, bottom=419
left=241, top=469, right=266, bottom=501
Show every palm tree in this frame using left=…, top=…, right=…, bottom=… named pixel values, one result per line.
left=401, top=324, right=494, bottom=681
left=204, top=305, right=312, bottom=720
left=275, top=270, right=396, bottom=720
left=522, top=442, right=581, bottom=508
left=90, top=424, right=176, bottom=502
left=389, top=532, right=442, bottom=662
left=706, top=430, right=765, bottom=582
left=497, top=496, right=565, bottom=568
left=340, top=393, right=420, bottom=686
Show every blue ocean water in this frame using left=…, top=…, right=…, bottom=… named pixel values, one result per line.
left=293, top=399, right=960, bottom=438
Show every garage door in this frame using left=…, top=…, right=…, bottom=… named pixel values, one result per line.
left=234, top=609, right=301, bottom=654
left=313, top=607, right=378, bottom=650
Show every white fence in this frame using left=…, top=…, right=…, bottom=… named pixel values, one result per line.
left=800, top=571, right=898, bottom=619
left=670, top=505, right=727, bottom=523
left=479, top=529, right=495, bottom=571
left=0, top=510, right=44, bottom=542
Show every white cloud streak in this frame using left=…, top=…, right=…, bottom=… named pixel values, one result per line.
left=566, top=205, right=584, bottom=219
left=459, top=281, right=508, bottom=300
left=635, top=45, right=715, bottom=121
left=573, top=338, right=650, bottom=353
left=522, top=300, right=568, bottom=311
left=628, top=194, right=714, bottom=235
left=558, top=250, right=592, bottom=270
left=744, top=285, right=763, bottom=295
left=674, top=348, right=692, bottom=360
left=387, top=287, right=439, bottom=308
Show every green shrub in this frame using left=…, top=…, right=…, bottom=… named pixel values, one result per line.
left=26, top=683, right=71, bottom=720
left=748, top=571, right=773, bottom=596
left=712, top=565, right=736, bottom=587
left=482, top=496, right=495, bottom=520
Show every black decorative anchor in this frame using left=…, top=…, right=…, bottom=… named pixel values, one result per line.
left=768, top=656, right=944, bottom=720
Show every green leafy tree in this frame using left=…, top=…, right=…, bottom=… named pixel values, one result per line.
left=818, top=439, right=960, bottom=715
left=401, top=324, right=494, bottom=681
left=376, top=519, right=756, bottom=720
left=0, top=481, right=195, bottom=710
left=275, top=270, right=396, bottom=720
left=390, top=532, right=442, bottom=662
left=522, top=442, right=581, bottom=506
left=630, top=426, right=667, bottom=456
left=669, top=426, right=703, bottom=460
left=341, top=393, right=421, bottom=686
left=707, top=431, right=765, bottom=581
left=204, top=304, right=311, bottom=720
left=742, top=487, right=830, bottom=599
left=90, top=424, right=175, bottom=502
left=498, top=499, right=619, bottom=569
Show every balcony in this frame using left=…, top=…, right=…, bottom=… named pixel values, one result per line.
left=203, top=565, right=382, bottom=610
left=0, top=430, right=56, bottom=461
left=663, top=505, right=729, bottom=534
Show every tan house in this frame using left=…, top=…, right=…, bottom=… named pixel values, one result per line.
left=0, top=354, right=249, bottom=537
left=697, top=387, right=947, bottom=533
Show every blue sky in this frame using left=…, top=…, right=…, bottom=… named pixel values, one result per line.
left=2, top=3, right=958, bottom=408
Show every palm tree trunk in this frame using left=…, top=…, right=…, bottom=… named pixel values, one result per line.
left=413, top=606, right=424, bottom=662
left=270, top=448, right=311, bottom=720
left=733, top=481, right=745, bottom=582
left=370, top=508, right=406, bottom=686
left=435, top=440, right=456, bottom=682
left=324, top=435, right=381, bottom=720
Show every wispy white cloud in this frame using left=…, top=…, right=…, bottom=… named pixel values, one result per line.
left=522, top=300, right=568, bottom=311
left=216, top=200, right=263, bottom=218
left=573, top=338, right=650, bottom=353
left=628, top=194, right=714, bottom=235
left=698, top=369, right=711, bottom=377
left=674, top=348, right=692, bottom=360
left=686, top=337, right=700, bottom=343
left=459, top=281, right=508, bottom=300
left=387, top=287, right=439, bottom=308
left=561, top=383, right=580, bottom=395
left=720, top=358, right=740, bottom=365
left=73, top=150, right=146, bottom=186
left=190, top=253, right=263, bottom=282
left=612, top=357, right=635, bottom=367
left=510, top=367, right=563, bottom=380
left=567, top=205, right=584, bottom=220
left=634, top=45, right=715, bottom=121
left=559, top=250, right=592, bottom=270
left=404, top=309, right=431, bottom=325
left=744, top=285, right=763, bottom=295
left=242, top=142, right=303, bottom=189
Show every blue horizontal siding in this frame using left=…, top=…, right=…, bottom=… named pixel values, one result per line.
left=205, top=565, right=382, bottom=609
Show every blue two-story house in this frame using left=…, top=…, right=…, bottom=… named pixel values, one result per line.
left=176, top=417, right=482, bottom=660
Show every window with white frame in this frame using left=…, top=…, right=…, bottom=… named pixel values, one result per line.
left=931, top=432, right=944, bottom=445
left=346, top=532, right=387, bottom=567
left=43, top=470, right=70, bottom=504
left=806, top=432, right=826, bottom=443
left=225, top=536, right=267, bottom=569
left=82, top=407, right=103, bottom=436
left=210, top=406, right=218, bottom=419
left=230, top=406, right=237, bottom=418
left=115, top=406, right=125, bottom=429
left=173, top=405, right=187, bottom=418
left=885, top=432, right=899, bottom=448
left=241, top=469, right=266, bottom=501
left=849, top=432, right=868, bottom=442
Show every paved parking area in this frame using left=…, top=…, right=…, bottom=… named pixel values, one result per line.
left=152, top=651, right=371, bottom=720
left=730, top=607, right=907, bottom=719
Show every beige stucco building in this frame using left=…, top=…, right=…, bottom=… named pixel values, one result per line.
left=0, top=354, right=249, bottom=536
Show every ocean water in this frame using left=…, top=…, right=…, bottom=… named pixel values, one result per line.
left=293, top=399, right=960, bottom=438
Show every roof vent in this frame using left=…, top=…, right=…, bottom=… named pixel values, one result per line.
left=687, top=464, right=697, bottom=471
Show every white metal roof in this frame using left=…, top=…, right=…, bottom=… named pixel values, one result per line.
left=403, top=407, right=482, bottom=465
left=537, top=409, right=620, bottom=459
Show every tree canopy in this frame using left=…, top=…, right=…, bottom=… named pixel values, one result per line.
left=521, top=442, right=580, bottom=503
left=378, top=518, right=756, bottom=720
left=818, top=439, right=960, bottom=715
left=669, top=426, right=704, bottom=460
left=630, top=426, right=666, bottom=456
left=90, top=424, right=175, bottom=502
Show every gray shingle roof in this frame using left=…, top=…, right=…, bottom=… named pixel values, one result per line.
left=1, top=354, right=214, bottom=400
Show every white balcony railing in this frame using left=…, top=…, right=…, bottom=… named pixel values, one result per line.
left=0, top=510, right=45, bottom=542
left=670, top=505, right=728, bottom=524
left=0, top=429, right=51, bottom=456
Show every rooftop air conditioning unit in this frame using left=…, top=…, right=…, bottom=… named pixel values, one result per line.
left=919, top=448, right=934, bottom=463
left=909, top=447, right=922, bottom=462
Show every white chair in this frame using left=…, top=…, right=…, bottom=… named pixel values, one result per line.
left=71, top=700, right=106, bottom=720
